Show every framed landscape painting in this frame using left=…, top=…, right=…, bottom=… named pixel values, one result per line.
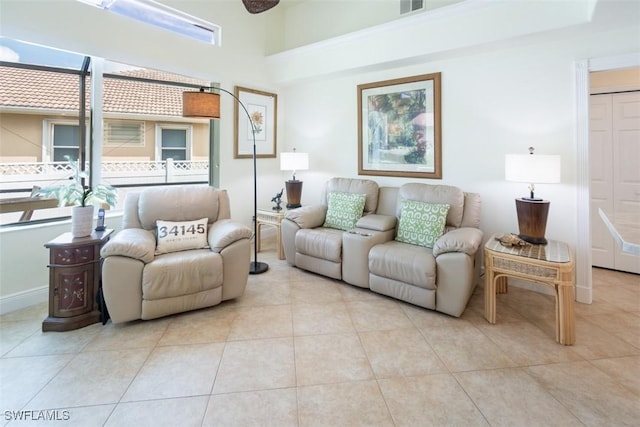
left=234, top=86, right=277, bottom=159
left=357, top=73, right=442, bottom=179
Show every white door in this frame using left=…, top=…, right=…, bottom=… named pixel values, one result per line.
left=590, top=91, right=640, bottom=274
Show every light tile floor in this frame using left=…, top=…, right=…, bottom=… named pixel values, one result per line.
left=1, top=238, right=639, bottom=426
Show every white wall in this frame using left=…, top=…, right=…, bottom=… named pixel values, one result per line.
left=271, top=2, right=640, bottom=304
left=280, top=40, right=582, bottom=241
left=1, top=0, right=639, bottom=311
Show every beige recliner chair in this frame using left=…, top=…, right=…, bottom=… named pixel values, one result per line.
left=100, top=186, right=252, bottom=324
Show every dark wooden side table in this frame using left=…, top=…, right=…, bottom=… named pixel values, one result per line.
left=484, top=233, right=576, bottom=345
left=42, top=229, right=113, bottom=332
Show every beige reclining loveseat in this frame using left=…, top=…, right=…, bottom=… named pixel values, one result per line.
left=100, top=186, right=252, bottom=323
left=281, top=178, right=483, bottom=317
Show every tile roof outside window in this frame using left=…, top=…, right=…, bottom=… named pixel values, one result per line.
left=0, top=66, right=209, bottom=116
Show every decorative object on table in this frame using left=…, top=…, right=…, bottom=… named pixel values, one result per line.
left=34, top=156, right=117, bottom=238
left=183, top=86, right=269, bottom=274
left=242, top=0, right=280, bottom=14
left=271, top=188, right=284, bottom=211
left=495, top=233, right=530, bottom=248
left=232, top=86, right=277, bottom=159
left=357, top=72, right=442, bottom=179
left=280, top=148, right=309, bottom=209
left=505, top=147, right=561, bottom=245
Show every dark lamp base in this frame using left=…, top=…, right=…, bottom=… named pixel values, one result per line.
left=249, top=261, right=269, bottom=275
left=518, top=234, right=548, bottom=245
left=515, top=198, right=550, bottom=245
left=285, top=180, right=303, bottom=210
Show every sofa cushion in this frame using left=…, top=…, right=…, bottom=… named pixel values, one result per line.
left=138, top=186, right=222, bottom=230
left=101, top=228, right=156, bottom=264
left=323, top=178, right=379, bottom=214
left=295, top=227, right=343, bottom=262
left=369, top=241, right=436, bottom=290
left=207, top=219, right=252, bottom=253
left=323, top=192, right=366, bottom=231
left=155, top=218, right=209, bottom=254
left=396, top=200, right=449, bottom=248
left=142, top=249, right=223, bottom=300
left=398, top=183, right=465, bottom=228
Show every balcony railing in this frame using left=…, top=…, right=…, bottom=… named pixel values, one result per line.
left=0, top=159, right=209, bottom=190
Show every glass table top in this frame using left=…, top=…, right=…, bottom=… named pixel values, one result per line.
left=485, top=233, right=571, bottom=263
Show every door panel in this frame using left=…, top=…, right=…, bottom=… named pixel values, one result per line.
left=590, top=94, right=614, bottom=268
left=612, top=92, right=640, bottom=273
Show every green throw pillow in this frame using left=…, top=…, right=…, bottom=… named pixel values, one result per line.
left=323, top=192, right=367, bottom=231
left=396, top=200, right=450, bottom=248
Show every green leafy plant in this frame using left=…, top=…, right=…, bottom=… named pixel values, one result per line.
left=35, top=156, right=117, bottom=208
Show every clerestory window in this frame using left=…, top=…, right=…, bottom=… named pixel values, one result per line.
left=76, top=0, right=221, bottom=46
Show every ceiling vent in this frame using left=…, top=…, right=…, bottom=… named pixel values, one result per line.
left=400, top=0, right=424, bottom=15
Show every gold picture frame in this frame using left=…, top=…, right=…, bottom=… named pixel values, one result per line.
left=358, top=72, right=442, bottom=179
left=234, top=86, right=278, bottom=159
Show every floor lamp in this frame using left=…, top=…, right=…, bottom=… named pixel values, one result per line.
left=183, top=87, right=268, bottom=274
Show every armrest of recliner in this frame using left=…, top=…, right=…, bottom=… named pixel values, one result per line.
left=355, top=214, right=397, bottom=232
left=100, top=228, right=156, bottom=264
left=208, top=219, right=253, bottom=253
left=433, top=227, right=484, bottom=257
left=285, top=205, right=328, bottom=229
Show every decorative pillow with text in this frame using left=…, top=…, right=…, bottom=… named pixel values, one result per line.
left=323, top=192, right=367, bottom=231
left=396, top=200, right=450, bottom=248
left=155, top=218, right=209, bottom=254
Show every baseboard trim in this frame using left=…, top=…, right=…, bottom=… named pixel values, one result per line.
left=0, top=286, right=48, bottom=315
left=575, top=283, right=592, bottom=304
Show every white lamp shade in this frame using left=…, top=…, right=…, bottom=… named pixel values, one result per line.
left=505, top=154, right=561, bottom=184
left=280, top=152, right=309, bottom=172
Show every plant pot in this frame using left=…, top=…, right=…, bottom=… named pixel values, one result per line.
left=72, top=205, right=94, bottom=238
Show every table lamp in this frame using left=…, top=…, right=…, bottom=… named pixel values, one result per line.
left=280, top=149, right=309, bottom=209
left=505, top=147, right=561, bottom=244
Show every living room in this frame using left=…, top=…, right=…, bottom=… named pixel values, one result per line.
left=0, top=0, right=639, bottom=425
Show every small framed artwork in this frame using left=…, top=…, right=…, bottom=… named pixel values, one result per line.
left=234, top=86, right=277, bottom=159
left=357, top=72, right=442, bottom=179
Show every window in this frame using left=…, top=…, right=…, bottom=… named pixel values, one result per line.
left=104, top=121, right=144, bottom=147
left=77, top=0, right=221, bottom=45
left=48, top=121, right=87, bottom=162
left=0, top=39, right=212, bottom=226
left=52, top=124, right=80, bottom=161
left=158, top=125, right=190, bottom=161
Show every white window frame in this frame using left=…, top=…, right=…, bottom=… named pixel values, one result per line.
left=155, top=123, right=192, bottom=161
left=43, top=119, right=89, bottom=163
left=103, top=120, right=145, bottom=147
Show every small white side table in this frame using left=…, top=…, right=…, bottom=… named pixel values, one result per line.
left=256, top=208, right=286, bottom=260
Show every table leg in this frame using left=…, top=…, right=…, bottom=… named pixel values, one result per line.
left=556, top=284, right=576, bottom=345
left=496, top=276, right=508, bottom=294
left=256, top=223, right=262, bottom=253
left=276, top=225, right=284, bottom=260
left=484, top=268, right=497, bottom=324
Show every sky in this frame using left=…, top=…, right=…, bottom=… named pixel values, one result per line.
left=0, top=38, right=87, bottom=69
left=0, top=37, right=138, bottom=72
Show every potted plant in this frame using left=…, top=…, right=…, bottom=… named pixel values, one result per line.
left=35, top=156, right=117, bottom=237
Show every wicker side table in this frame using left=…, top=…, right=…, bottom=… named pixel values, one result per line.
left=484, top=233, right=576, bottom=345
left=256, top=208, right=286, bottom=260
